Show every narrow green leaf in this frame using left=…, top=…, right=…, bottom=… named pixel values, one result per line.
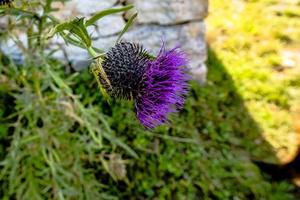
left=60, top=32, right=86, bottom=49
left=45, top=67, right=73, bottom=96
left=71, top=18, right=91, bottom=47
left=85, top=4, right=134, bottom=27
left=116, top=13, right=137, bottom=44
left=102, top=132, right=139, bottom=159
left=47, top=18, right=91, bottom=47
left=47, top=21, right=75, bottom=39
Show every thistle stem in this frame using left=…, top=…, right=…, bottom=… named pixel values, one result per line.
left=87, top=46, right=98, bottom=58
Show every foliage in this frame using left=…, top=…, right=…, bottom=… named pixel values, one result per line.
left=0, top=0, right=300, bottom=199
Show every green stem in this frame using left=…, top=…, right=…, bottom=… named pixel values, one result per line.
left=87, top=46, right=98, bottom=58
left=38, top=0, right=52, bottom=50
left=27, top=25, right=33, bottom=50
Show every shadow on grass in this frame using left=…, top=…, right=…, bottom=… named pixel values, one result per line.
left=203, top=49, right=300, bottom=194
left=188, top=47, right=278, bottom=162
left=200, top=48, right=300, bottom=196
left=105, top=48, right=294, bottom=199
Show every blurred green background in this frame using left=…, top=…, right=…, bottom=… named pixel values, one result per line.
left=1, top=0, right=300, bottom=199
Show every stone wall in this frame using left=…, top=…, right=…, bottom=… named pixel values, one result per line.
left=1, top=0, right=208, bottom=83
left=52, top=0, right=208, bottom=83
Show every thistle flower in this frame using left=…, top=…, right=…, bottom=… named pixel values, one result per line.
left=135, top=47, right=190, bottom=128
left=100, top=42, right=190, bottom=129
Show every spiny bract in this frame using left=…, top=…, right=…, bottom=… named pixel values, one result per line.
left=100, top=42, right=151, bottom=100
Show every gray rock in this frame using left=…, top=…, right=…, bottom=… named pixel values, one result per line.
left=50, top=36, right=91, bottom=71
left=52, top=2, right=125, bottom=38
left=190, top=64, right=207, bottom=85
left=93, top=36, right=119, bottom=52
left=123, top=22, right=207, bottom=70
left=50, top=36, right=119, bottom=71
left=71, top=0, right=117, bottom=15
left=132, top=0, right=208, bottom=25
left=57, top=0, right=208, bottom=82
left=0, top=34, right=27, bottom=64
left=1, top=0, right=208, bottom=83
left=63, top=43, right=89, bottom=69
left=49, top=20, right=208, bottom=82
left=52, top=0, right=117, bottom=20
left=87, top=25, right=101, bottom=39
left=96, top=15, right=125, bottom=37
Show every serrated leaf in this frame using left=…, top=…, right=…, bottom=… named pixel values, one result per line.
left=116, top=13, right=137, bottom=44
left=85, top=4, right=134, bottom=27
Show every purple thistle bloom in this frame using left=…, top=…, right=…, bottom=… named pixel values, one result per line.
left=100, top=42, right=190, bottom=129
left=135, top=46, right=190, bottom=129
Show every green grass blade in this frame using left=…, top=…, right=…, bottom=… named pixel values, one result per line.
left=60, top=32, right=86, bottom=49
left=102, top=132, right=139, bottom=159
left=85, top=5, right=134, bottom=27
left=116, top=12, right=137, bottom=44
left=47, top=18, right=91, bottom=47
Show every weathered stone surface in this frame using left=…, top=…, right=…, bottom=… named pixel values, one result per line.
left=131, top=0, right=208, bottom=25
left=49, top=36, right=90, bottom=71
left=51, top=2, right=79, bottom=20
left=50, top=36, right=120, bottom=71
left=93, top=36, right=119, bottom=52
left=190, top=65, right=207, bottom=85
left=0, top=34, right=27, bottom=64
left=96, top=15, right=125, bottom=37
left=71, top=0, right=117, bottom=15
left=1, top=0, right=208, bottom=83
left=53, top=2, right=125, bottom=37
left=87, top=25, right=101, bottom=39
left=123, top=22, right=207, bottom=70
left=52, top=0, right=117, bottom=20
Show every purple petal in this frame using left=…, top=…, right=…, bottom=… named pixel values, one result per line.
left=135, top=46, right=190, bottom=129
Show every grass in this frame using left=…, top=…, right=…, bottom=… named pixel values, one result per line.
left=207, top=0, right=300, bottom=164
left=0, top=0, right=300, bottom=199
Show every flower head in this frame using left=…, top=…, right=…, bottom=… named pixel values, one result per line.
left=135, top=46, right=190, bottom=128
left=99, top=42, right=190, bottom=128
